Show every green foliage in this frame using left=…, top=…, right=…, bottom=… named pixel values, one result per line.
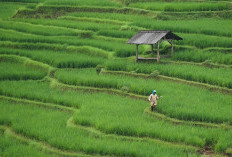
left=0, top=28, right=136, bottom=57
left=0, top=62, right=47, bottom=81
left=45, top=0, right=122, bottom=7
left=97, top=30, right=135, bottom=39
left=105, top=60, right=232, bottom=88
left=173, top=51, right=232, bottom=65
left=0, top=48, right=106, bottom=68
left=54, top=68, right=232, bottom=124
left=179, top=33, right=232, bottom=48
left=0, top=0, right=45, bottom=2
left=132, top=18, right=232, bottom=37
left=80, top=31, right=93, bottom=38
left=1, top=1, right=232, bottom=155
left=0, top=91, right=200, bottom=156
left=0, top=133, right=57, bottom=157
left=150, top=70, right=159, bottom=78
left=1, top=80, right=232, bottom=151
left=12, top=18, right=121, bottom=32
left=0, top=19, right=90, bottom=36
left=0, top=2, right=27, bottom=19
left=0, top=41, right=109, bottom=58
left=96, top=64, right=104, bottom=74
left=129, top=2, right=230, bottom=12
left=0, top=55, right=49, bottom=80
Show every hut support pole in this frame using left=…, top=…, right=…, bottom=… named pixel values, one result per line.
left=151, top=44, right=154, bottom=57
left=157, top=42, right=160, bottom=63
left=171, top=40, right=174, bottom=56
left=136, top=44, right=138, bottom=63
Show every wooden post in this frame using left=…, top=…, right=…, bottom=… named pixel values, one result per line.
left=157, top=42, right=160, bottom=63
left=136, top=44, right=138, bottom=63
left=151, top=44, right=154, bottom=57
left=171, top=40, right=173, bottom=57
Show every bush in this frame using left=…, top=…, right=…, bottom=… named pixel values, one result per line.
left=150, top=70, right=159, bottom=78
left=96, top=64, right=104, bottom=74
left=80, top=31, right=93, bottom=38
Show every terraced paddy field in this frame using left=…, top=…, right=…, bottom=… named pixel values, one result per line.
left=0, top=0, right=232, bottom=156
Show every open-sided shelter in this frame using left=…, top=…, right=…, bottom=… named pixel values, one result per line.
left=127, top=30, right=182, bottom=63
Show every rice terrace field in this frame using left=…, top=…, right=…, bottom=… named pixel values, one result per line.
left=0, top=0, right=232, bottom=156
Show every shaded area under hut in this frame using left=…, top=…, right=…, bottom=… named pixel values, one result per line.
left=127, top=30, right=183, bottom=63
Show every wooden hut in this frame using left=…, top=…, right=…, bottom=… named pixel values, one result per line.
left=127, top=30, right=182, bottom=63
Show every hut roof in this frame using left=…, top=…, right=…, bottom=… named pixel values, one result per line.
left=127, top=30, right=182, bottom=44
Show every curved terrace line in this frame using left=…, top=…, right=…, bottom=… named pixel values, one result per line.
left=0, top=96, right=200, bottom=151
left=1, top=41, right=230, bottom=68
left=0, top=125, right=109, bottom=157
left=101, top=71, right=232, bottom=95
left=50, top=78, right=232, bottom=128
left=1, top=54, right=231, bottom=126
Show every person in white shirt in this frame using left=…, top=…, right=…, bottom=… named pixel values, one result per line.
left=148, top=90, right=160, bottom=111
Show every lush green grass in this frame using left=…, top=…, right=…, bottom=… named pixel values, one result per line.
left=131, top=18, right=232, bottom=37
left=0, top=0, right=45, bottom=3
left=105, top=59, right=232, bottom=88
left=97, top=30, right=136, bottom=39
left=0, top=54, right=49, bottom=80
left=0, top=80, right=232, bottom=152
left=0, top=41, right=110, bottom=58
left=178, top=33, right=232, bottom=48
left=129, top=2, right=230, bottom=12
left=0, top=62, right=47, bottom=80
left=0, top=48, right=106, bottom=68
left=2, top=80, right=231, bottom=151
left=0, top=80, right=83, bottom=108
left=173, top=50, right=232, bottom=65
left=0, top=19, right=90, bottom=36
left=1, top=1, right=232, bottom=156
left=10, top=17, right=232, bottom=50
left=54, top=68, right=232, bottom=124
left=68, top=12, right=232, bottom=37
left=66, top=13, right=232, bottom=49
left=119, top=0, right=232, bottom=4
left=0, top=2, right=27, bottom=19
left=0, top=132, right=58, bottom=157
left=0, top=99, right=199, bottom=157
left=0, top=28, right=137, bottom=57
left=11, top=18, right=121, bottom=32
left=67, top=12, right=141, bottom=23
left=45, top=0, right=122, bottom=7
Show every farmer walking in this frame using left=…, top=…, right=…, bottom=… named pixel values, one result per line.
left=148, top=90, right=161, bottom=112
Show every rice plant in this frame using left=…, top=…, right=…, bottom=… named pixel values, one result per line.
left=173, top=50, right=232, bottom=65
left=54, top=68, right=232, bottom=124
left=131, top=18, right=232, bottom=37
left=0, top=48, right=106, bottom=68
left=0, top=62, right=47, bottom=80
left=105, top=60, right=232, bottom=88
left=0, top=133, right=58, bottom=157
left=0, top=19, right=90, bottom=36
left=0, top=28, right=137, bottom=57
left=11, top=18, right=121, bottom=32
left=0, top=81, right=231, bottom=152
left=0, top=99, right=201, bottom=157
left=0, top=0, right=45, bottom=3
left=129, top=2, right=230, bottom=12
left=44, top=0, right=122, bottom=7
left=0, top=2, right=27, bottom=19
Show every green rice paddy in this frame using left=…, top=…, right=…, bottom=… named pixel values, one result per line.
left=0, top=0, right=231, bottom=156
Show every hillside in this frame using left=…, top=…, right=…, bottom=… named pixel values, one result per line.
left=0, top=0, right=232, bottom=156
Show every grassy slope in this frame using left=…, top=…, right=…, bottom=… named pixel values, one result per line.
left=0, top=99, right=199, bottom=157
left=54, top=68, right=232, bottom=124
left=0, top=0, right=232, bottom=156
left=0, top=80, right=232, bottom=151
